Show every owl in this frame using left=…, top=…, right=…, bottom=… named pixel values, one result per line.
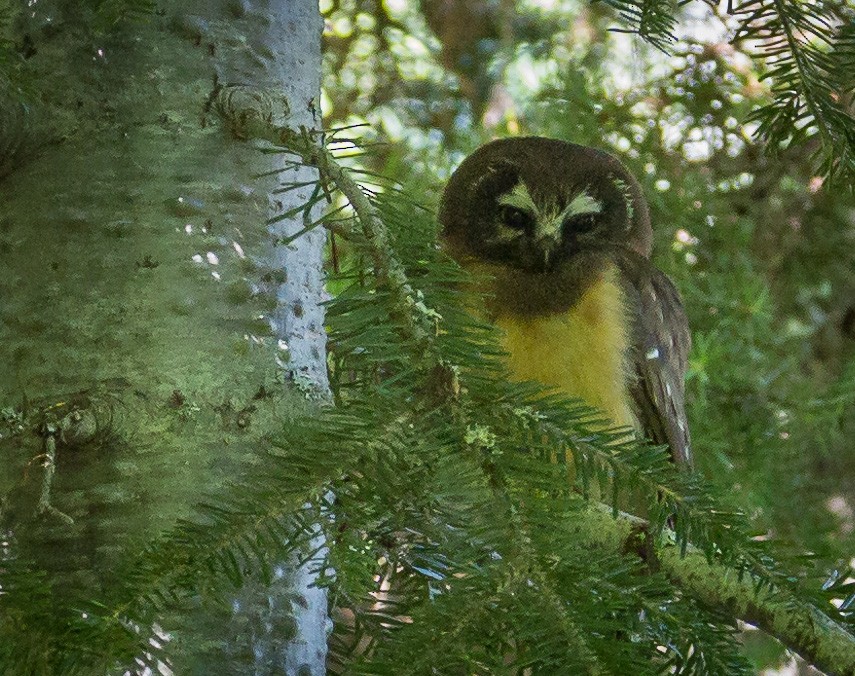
left=439, top=137, right=692, bottom=466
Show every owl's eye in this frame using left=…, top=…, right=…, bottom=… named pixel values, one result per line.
left=499, top=205, right=534, bottom=233
left=563, top=213, right=598, bottom=234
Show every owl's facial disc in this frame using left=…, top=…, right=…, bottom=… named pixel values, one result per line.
left=487, top=181, right=603, bottom=273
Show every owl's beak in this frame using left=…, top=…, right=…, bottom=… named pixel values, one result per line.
left=539, top=239, right=555, bottom=268
left=525, top=234, right=560, bottom=273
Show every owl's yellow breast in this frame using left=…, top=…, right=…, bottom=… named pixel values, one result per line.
left=495, top=266, right=638, bottom=431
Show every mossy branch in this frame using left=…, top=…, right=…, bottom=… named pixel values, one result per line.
left=575, top=506, right=855, bottom=676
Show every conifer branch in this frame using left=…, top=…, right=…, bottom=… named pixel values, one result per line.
left=276, top=136, right=854, bottom=672
left=663, top=545, right=855, bottom=676
left=601, top=0, right=677, bottom=51
left=733, top=0, right=855, bottom=179
left=597, top=0, right=855, bottom=179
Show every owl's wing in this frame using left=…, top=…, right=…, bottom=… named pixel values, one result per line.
left=628, top=265, right=693, bottom=467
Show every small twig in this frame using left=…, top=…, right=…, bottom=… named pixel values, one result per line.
left=277, top=127, right=438, bottom=362
left=35, top=425, right=74, bottom=526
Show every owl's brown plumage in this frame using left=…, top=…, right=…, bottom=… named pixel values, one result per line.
left=440, top=137, right=692, bottom=467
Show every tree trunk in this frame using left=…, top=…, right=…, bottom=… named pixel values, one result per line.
left=0, top=0, right=329, bottom=672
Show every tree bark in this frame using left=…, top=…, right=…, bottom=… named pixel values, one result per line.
left=180, top=1, right=331, bottom=672
left=0, top=0, right=330, bottom=672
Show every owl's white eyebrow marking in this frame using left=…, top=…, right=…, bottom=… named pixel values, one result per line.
left=497, top=182, right=539, bottom=215
left=496, top=183, right=602, bottom=240
left=558, top=190, right=602, bottom=221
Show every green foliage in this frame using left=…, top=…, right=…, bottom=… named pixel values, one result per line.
left=734, top=0, right=855, bottom=180
left=321, top=0, right=855, bottom=184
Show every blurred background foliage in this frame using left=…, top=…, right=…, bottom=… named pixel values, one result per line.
left=319, top=0, right=855, bottom=600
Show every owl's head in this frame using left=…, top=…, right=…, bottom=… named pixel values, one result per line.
left=439, top=138, right=651, bottom=274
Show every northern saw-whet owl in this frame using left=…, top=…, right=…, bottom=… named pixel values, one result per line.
left=439, top=137, right=692, bottom=466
